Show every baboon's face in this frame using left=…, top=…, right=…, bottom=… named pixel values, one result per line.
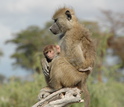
left=50, top=9, right=75, bottom=35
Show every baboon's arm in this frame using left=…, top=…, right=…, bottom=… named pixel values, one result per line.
left=69, top=44, right=85, bottom=69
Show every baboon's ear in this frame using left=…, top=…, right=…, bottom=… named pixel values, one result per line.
left=65, top=10, right=72, bottom=20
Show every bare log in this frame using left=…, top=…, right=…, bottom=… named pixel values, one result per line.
left=32, top=88, right=84, bottom=107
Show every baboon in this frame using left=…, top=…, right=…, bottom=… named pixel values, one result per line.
left=43, top=45, right=60, bottom=62
left=41, top=7, right=96, bottom=107
left=41, top=44, right=60, bottom=85
left=41, top=44, right=92, bottom=85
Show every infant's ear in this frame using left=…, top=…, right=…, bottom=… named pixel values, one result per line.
left=56, top=45, right=61, bottom=53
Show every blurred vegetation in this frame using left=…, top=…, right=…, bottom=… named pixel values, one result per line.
left=0, top=10, right=124, bottom=107
left=0, top=74, right=5, bottom=84
left=5, top=22, right=58, bottom=73
left=0, top=75, right=124, bottom=107
left=0, top=49, right=3, bottom=58
left=0, top=74, right=46, bottom=107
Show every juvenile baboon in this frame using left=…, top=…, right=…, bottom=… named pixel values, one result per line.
left=41, top=44, right=60, bottom=85
left=43, top=45, right=60, bottom=62
left=41, top=7, right=96, bottom=107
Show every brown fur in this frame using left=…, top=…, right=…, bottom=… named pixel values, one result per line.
left=44, top=7, right=96, bottom=107
left=41, top=45, right=60, bottom=85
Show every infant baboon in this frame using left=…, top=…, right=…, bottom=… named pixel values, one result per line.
left=41, top=44, right=60, bottom=85
left=41, top=7, right=96, bottom=107
left=43, top=44, right=60, bottom=62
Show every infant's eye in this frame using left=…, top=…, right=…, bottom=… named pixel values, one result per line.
left=45, top=52, right=48, bottom=54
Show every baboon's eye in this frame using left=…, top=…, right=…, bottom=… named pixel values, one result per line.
left=65, top=10, right=72, bottom=20
left=54, top=19, right=58, bottom=22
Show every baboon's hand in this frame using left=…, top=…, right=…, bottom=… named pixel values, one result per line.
left=41, top=58, right=50, bottom=77
left=79, top=67, right=92, bottom=72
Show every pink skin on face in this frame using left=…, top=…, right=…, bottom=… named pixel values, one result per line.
left=46, top=50, right=55, bottom=60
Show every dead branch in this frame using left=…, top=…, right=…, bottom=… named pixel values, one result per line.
left=32, top=88, right=84, bottom=107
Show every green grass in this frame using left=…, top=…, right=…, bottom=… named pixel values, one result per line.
left=0, top=74, right=124, bottom=107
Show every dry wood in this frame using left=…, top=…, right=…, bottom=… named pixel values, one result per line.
left=32, top=88, right=84, bottom=107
